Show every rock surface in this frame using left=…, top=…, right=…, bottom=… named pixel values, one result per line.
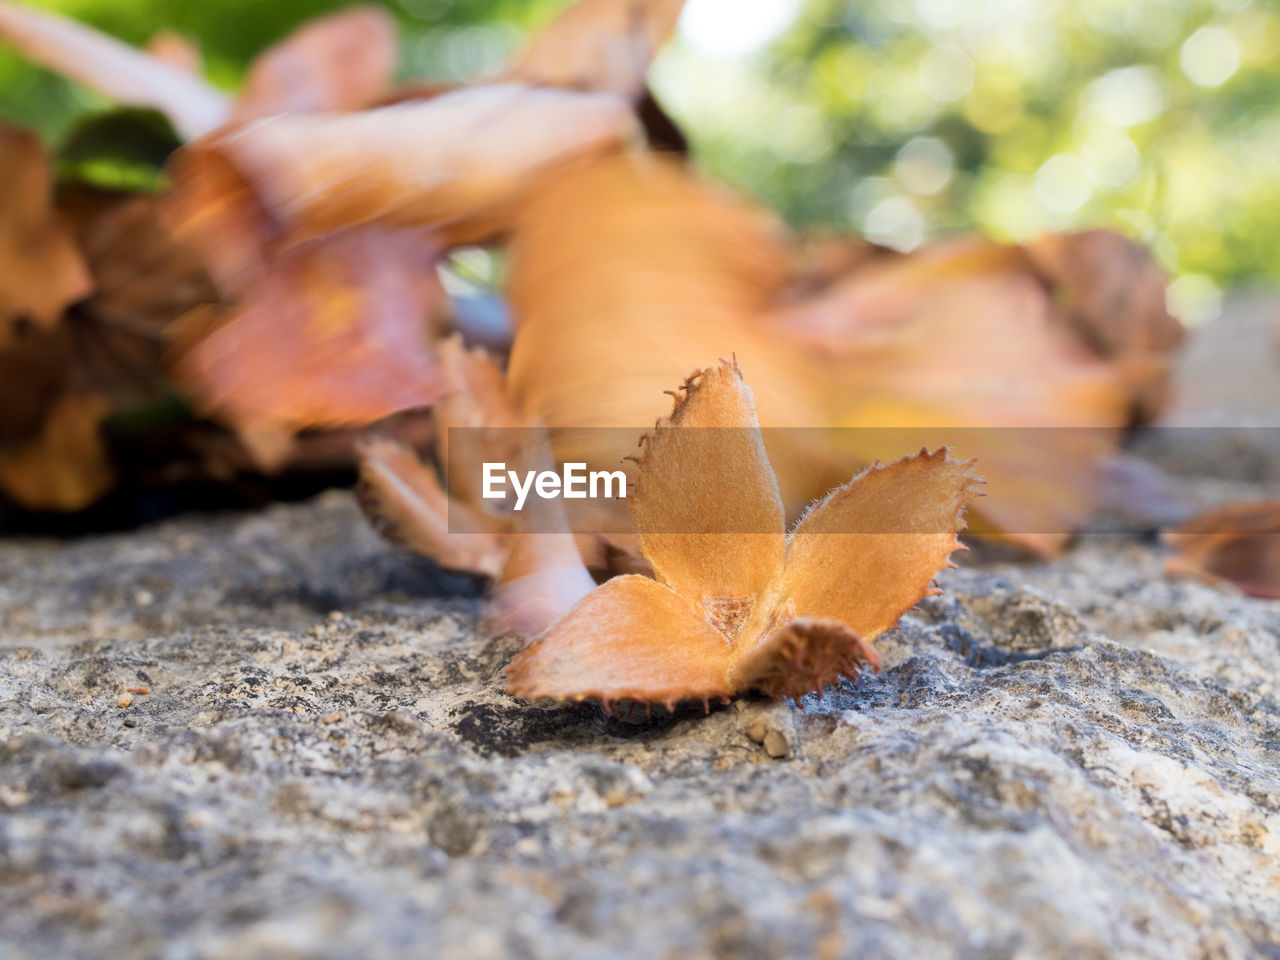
left=2, top=486, right=1279, bottom=960
left=2, top=303, right=1280, bottom=959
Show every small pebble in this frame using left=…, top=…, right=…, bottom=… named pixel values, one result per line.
left=762, top=729, right=790, bottom=759
left=116, top=692, right=133, bottom=709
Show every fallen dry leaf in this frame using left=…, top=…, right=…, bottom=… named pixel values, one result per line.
left=0, top=125, right=92, bottom=347
left=0, top=390, right=113, bottom=511
left=772, top=237, right=1127, bottom=555
left=357, top=429, right=599, bottom=634
left=1164, top=502, right=1280, bottom=599
left=506, top=155, right=1124, bottom=556
left=63, top=186, right=214, bottom=330
left=507, top=358, right=982, bottom=708
left=506, top=153, right=798, bottom=434
left=234, top=5, right=398, bottom=119
left=0, top=180, right=218, bottom=511
left=168, top=225, right=447, bottom=442
left=0, top=1, right=230, bottom=139
left=357, top=337, right=598, bottom=633
left=356, top=433, right=507, bottom=579
left=165, top=85, right=638, bottom=294
left=504, top=0, right=686, bottom=100
left=1027, top=230, right=1184, bottom=425
left=432, top=334, right=524, bottom=518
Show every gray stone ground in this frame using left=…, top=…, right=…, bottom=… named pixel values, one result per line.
left=2, top=299, right=1279, bottom=960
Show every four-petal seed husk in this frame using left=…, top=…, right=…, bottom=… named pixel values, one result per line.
left=507, top=358, right=984, bottom=709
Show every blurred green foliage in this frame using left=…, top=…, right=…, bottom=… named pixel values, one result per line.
left=657, top=0, right=1280, bottom=312
left=0, top=0, right=559, bottom=137
left=2, top=0, right=1276, bottom=311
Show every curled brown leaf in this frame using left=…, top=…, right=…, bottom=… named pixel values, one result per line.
left=0, top=125, right=92, bottom=346
left=168, top=225, right=447, bottom=440
left=1164, top=502, right=1280, bottom=599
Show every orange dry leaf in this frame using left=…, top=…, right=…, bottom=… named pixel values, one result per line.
left=507, top=358, right=982, bottom=708
left=772, top=236, right=1127, bottom=555
left=168, top=225, right=446, bottom=444
left=59, top=185, right=216, bottom=359
left=504, top=0, right=686, bottom=100
left=356, top=337, right=596, bottom=631
left=506, top=154, right=1123, bottom=556
left=0, top=1, right=230, bottom=139
left=357, top=432, right=507, bottom=579
left=0, top=390, right=113, bottom=511
left=1164, top=502, right=1280, bottom=599
left=356, top=335, right=514, bottom=577
left=0, top=125, right=92, bottom=346
left=506, top=153, right=798, bottom=432
left=234, top=4, right=398, bottom=119
left=165, top=85, right=637, bottom=293
left=0, top=177, right=215, bottom=510
left=1026, top=230, right=1184, bottom=426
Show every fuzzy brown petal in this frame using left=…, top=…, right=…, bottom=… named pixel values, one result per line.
left=629, top=358, right=786, bottom=612
left=731, top=617, right=879, bottom=700
left=779, top=448, right=983, bottom=643
left=507, top=574, right=734, bottom=707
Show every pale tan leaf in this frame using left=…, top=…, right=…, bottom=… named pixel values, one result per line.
left=504, top=0, right=686, bottom=99
left=235, top=4, right=398, bottom=119
left=0, top=2, right=229, bottom=139
left=165, top=84, right=638, bottom=290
